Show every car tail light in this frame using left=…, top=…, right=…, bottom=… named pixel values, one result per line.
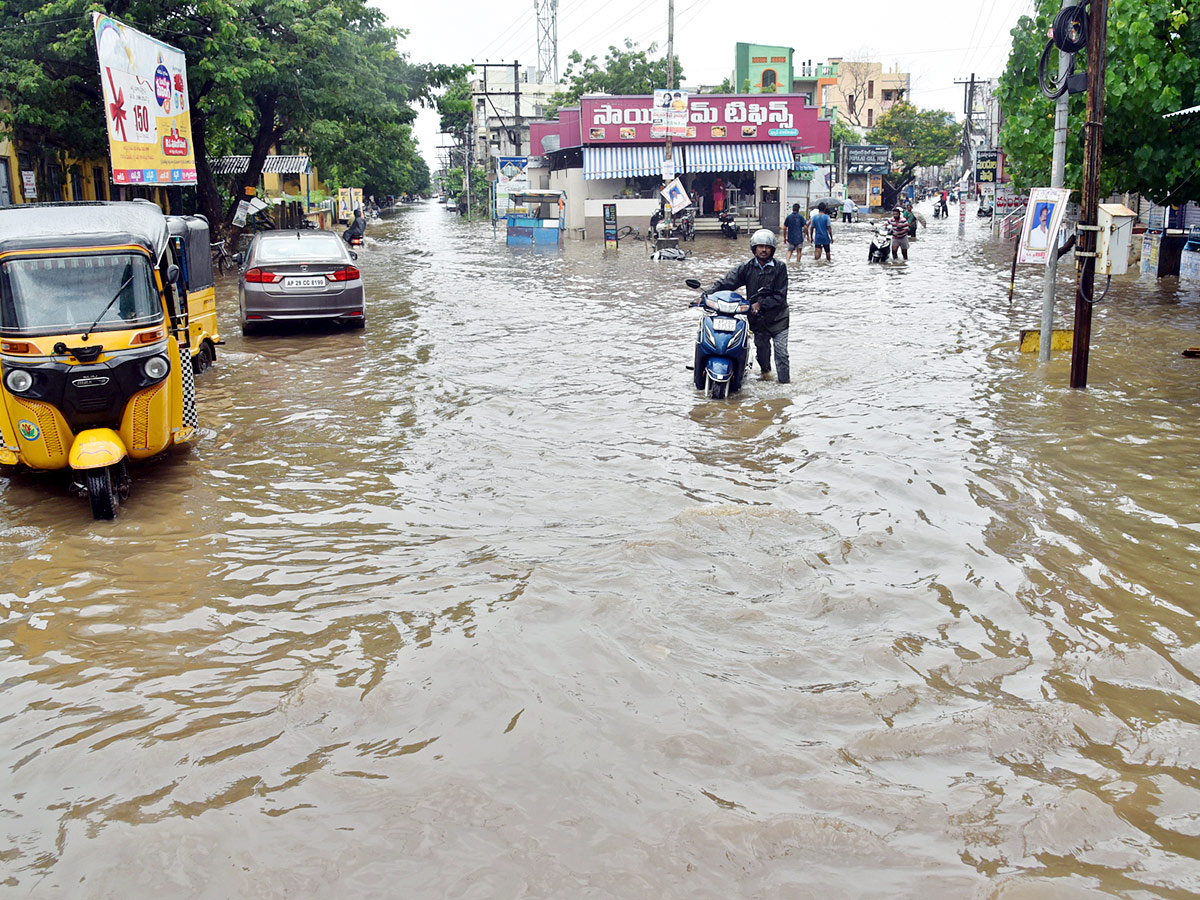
left=326, top=266, right=360, bottom=282
left=244, top=267, right=282, bottom=284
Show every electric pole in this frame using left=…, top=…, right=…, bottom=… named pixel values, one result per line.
left=954, top=74, right=978, bottom=189
left=663, top=0, right=675, bottom=228
left=1069, top=0, right=1110, bottom=389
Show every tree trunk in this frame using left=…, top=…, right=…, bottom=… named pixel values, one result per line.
left=225, top=90, right=281, bottom=247
left=189, top=112, right=226, bottom=237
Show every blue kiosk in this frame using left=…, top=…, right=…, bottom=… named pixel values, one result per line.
left=505, top=190, right=565, bottom=247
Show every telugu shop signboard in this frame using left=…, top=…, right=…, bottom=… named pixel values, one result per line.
left=93, top=13, right=196, bottom=186
left=975, top=149, right=999, bottom=184
left=846, top=145, right=891, bottom=168
left=579, top=95, right=827, bottom=151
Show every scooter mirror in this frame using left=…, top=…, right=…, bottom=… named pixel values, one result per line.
left=685, top=278, right=701, bottom=290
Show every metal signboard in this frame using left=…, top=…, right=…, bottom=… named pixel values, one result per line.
left=975, top=149, right=999, bottom=184
left=846, top=145, right=890, bottom=168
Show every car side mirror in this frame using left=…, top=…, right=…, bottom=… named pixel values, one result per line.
left=349, top=251, right=358, bottom=261
left=166, top=264, right=181, bottom=284
left=233, top=252, right=244, bottom=264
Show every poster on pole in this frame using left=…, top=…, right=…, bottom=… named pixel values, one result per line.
left=1018, top=187, right=1072, bottom=264
left=496, top=157, right=529, bottom=217
left=93, top=13, right=196, bottom=186
left=651, top=89, right=689, bottom=138
left=603, top=203, right=618, bottom=251
left=660, top=177, right=691, bottom=214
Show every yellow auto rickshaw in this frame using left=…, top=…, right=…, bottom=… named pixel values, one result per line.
left=166, top=214, right=221, bottom=373
left=0, top=200, right=199, bottom=519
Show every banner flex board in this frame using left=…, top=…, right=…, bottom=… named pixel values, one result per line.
left=652, top=90, right=690, bottom=139
left=93, top=13, right=196, bottom=186
left=975, top=149, right=999, bottom=184
left=496, top=157, right=529, bottom=217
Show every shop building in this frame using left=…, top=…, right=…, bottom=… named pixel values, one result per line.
left=529, top=94, right=831, bottom=240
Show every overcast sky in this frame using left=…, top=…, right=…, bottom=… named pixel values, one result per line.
left=375, top=0, right=1035, bottom=168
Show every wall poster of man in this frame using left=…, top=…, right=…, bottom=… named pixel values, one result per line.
left=1018, top=187, right=1072, bottom=265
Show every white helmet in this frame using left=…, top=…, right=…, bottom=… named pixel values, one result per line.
left=750, top=229, right=777, bottom=251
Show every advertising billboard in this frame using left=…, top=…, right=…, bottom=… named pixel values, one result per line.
left=93, top=13, right=196, bottom=186
left=496, top=156, right=529, bottom=217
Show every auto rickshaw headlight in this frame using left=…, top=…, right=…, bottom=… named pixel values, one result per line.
left=5, top=368, right=33, bottom=394
left=142, top=356, right=170, bottom=381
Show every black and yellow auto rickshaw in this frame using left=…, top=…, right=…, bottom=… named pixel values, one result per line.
left=166, top=214, right=221, bottom=373
left=0, top=200, right=199, bottom=519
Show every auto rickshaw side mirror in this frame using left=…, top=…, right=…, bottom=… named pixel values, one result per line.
left=166, top=264, right=181, bottom=284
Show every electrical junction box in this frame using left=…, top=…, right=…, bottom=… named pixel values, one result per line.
left=1097, top=203, right=1137, bottom=275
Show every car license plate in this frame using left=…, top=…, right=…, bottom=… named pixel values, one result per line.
left=712, top=318, right=736, bottom=332
left=285, top=276, right=325, bottom=288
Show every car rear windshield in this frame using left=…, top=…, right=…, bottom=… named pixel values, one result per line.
left=0, top=253, right=160, bottom=335
left=254, top=235, right=345, bottom=263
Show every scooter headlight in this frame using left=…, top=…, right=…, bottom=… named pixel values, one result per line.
left=5, top=368, right=33, bottom=394
left=142, top=355, right=170, bottom=381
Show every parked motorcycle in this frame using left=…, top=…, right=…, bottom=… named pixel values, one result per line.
left=977, top=203, right=994, bottom=218
left=677, top=207, right=696, bottom=241
left=718, top=210, right=740, bottom=240
left=868, top=222, right=893, bottom=263
left=684, top=278, right=750, bottom=399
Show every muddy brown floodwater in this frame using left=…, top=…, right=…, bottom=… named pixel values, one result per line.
left=3, top=201, right=1199, bottom=898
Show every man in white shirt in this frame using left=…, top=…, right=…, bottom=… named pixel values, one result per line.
left=841, top=196, right=857, bottom=223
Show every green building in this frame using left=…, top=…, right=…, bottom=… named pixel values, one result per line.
left=734, top=43, right=794, bottom=94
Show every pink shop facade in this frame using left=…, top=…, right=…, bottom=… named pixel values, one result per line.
left=529, top=94, right=832, bottom=240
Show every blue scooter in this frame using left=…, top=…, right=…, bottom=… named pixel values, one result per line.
left=685, top=277, right=751, bottom=399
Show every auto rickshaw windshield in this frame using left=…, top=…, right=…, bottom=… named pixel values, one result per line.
left=0, top=253, right=161, bottom=335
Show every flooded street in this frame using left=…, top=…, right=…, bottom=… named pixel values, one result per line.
left=3, top=201, right=1200, bottom=897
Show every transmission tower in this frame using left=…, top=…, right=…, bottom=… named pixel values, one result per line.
left=535, top=0, right=558, bottom=83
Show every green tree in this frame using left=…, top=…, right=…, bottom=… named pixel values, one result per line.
left=829, top=119, right=859, bottom=151
left=0, top=0, right=455, bottom=226
left=998, top=0, right=1200, bottom=201
left=547, top=40, right=681, bottom=115
left=868, top=101, right=959, bottom=186
left=437, top=73, right=474, bottom=136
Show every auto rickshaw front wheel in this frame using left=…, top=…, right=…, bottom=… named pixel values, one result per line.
left=84, top=461, right=130, bottom=520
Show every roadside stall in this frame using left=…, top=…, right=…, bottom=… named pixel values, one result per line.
left=505, top=190, right=565, bottom=247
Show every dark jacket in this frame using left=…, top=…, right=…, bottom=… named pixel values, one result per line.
left=343, top=214, right=366, bottom=242
left=708, top=255, right=788, bottom=334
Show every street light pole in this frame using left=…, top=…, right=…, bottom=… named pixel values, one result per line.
left=1039, top=0, right=1074, bottom=363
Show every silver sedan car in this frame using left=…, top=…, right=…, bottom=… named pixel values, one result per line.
left=238, top=230, right=365, bottom=333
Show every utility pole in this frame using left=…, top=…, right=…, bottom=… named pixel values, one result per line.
left=1039, top=0, right=1074, bottom=363
left=1069, top=0, right=1110, bottom=389
left=954, top=73, right=977, bottom=190
left=513, top=60, right=522, bottom=155
left=660, top=0, right=674, bottom=233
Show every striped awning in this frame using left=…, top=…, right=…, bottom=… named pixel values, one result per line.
left=584, top=146, right=667, bottom=180
left=685, top=143, right=794, bottom=174
left=209, top=154, right=312, bottom=176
